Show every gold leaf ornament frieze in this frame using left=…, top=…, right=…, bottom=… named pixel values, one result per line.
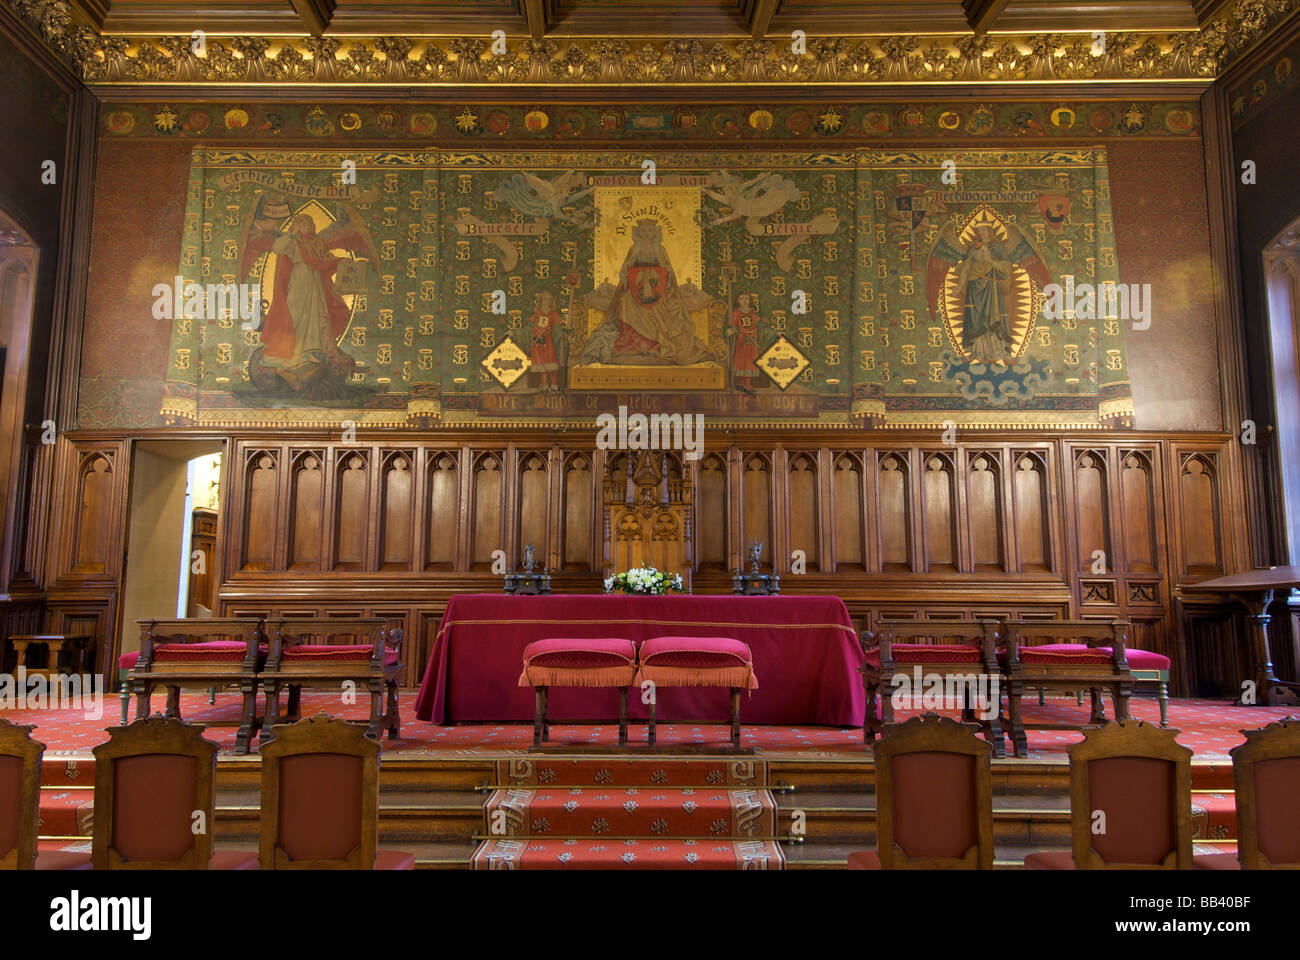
left=7, top=0, right=1300, bottom=87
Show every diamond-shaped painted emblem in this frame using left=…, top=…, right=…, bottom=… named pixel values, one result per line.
left=756, top=335, right=810, bottom=390
left=481, top=335, right=530, bottom=389
left=563, top=800, right=580, bottom=812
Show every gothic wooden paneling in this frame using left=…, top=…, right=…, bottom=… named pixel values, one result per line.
left=425, top=450, right=459, bottom=570
left=44, top=430, right=1253, bottom=696
left=288, top=450, right=324, bottom=571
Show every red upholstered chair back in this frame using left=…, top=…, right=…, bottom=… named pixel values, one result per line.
left=277, top=754, right=365, bottom=861
left=91, top=717, right=218, bottom=869
left=874, top=714, right=994, bottom=868
left=258, top=714, right=380, bottom=869
left=0, top=720, right=43, bottom=870
left=1230, top=719, right=1300, bottom=869
left=1068, top=721, right=1192, bottom=869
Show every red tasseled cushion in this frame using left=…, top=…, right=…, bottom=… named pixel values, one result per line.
left=863, top=643, right=983, bottom=668
left=118, top=651, right=140, bottom=670
left=1016, top=643, right=1112, bottom=665
left=522, top=637, right=637, bottom=668
left=518, top=637, right=638, bottom=688
left=636, top=636, right=757, bottom=690
left=281, top=644, right=399, bottom=666
left=639, top=636, right=752, bottom=666
left=1009, top=644, right=1170, bottom=668
left=153, top=641, right=251, bottom=662
left=1104, top=647, right=1170, bottom=670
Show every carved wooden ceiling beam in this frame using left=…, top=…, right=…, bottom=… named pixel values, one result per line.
left=7, top=0, right=1299, bottom=89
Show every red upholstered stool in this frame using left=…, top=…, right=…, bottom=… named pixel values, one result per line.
left=635, top=636, right=758, bottom=749
left=519, top=638, right=637, bottom=747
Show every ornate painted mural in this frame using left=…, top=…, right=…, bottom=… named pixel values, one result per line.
left=160, top=146, right=1132, bottom=429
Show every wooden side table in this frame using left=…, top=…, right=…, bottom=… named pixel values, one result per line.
left=8, top=634, right=96, bottom=681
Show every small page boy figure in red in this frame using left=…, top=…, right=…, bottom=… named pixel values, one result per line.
left=529, top=291, right=563, bottom=391
left=731, top=291, right=761, bottom=393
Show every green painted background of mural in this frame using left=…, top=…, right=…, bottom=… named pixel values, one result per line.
left=161, top=146, right=1132, bottom=429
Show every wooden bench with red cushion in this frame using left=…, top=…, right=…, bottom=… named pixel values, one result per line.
left=861, top=619, right=1003, bottom=757
left=519, top=637, right=637, bottom=747
left=128, top=619, right=266, bottom=754
left=261, top=618, right=403, bottom=743
left=635, top=636, right=758, bottom=749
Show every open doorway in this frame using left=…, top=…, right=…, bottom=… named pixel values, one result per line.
left=118, top=439, right=225, bottom=662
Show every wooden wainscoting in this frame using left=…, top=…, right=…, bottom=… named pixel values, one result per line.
left=45, top=430, right=1250, bottom=696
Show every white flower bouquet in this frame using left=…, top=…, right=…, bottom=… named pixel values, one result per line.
left=603, top=566, right=684, bottom=596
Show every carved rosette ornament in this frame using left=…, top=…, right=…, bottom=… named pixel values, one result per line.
left=4, top=0, right=1299, bottom=87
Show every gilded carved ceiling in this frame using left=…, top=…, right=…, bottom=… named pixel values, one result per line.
left=5, top=0, right=1299, bottom=88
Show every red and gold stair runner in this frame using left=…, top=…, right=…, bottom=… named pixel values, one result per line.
left=471, top=756, right=785, bottom=869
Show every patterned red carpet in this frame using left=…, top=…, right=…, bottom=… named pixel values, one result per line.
left=5, top=689, right=1294, bottom=760
left=474, top=756, right=783, bottom=869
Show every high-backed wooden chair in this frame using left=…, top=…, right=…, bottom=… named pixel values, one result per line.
left=257, top=714, right=413, bottom=869
left=92, top=716, right=257, bottom=869
left=0, top=719, right=92, bottom=870
left=862, top=619, right=1003, bottom=757
left=260, top=618, right=402, bottom=742
left=129, top=618, right=267, bottom=753
left=0, top=719, right=42, bottom=871
left=1000, top=619, right=1132, bottom=758
left=1024, top=720, right=1192, bottom=869
left=848, top=713, right=995, bottom=869
left=1195, top=719, right=1300, bottom=870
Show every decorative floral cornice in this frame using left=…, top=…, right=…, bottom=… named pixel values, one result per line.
left=6, top=0, right=1300, bottom=87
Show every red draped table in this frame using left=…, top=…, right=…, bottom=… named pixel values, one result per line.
left=414, top=593, right=865, bottom=726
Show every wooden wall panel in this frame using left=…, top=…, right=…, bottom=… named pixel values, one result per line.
left=288, top=451, right=323, bottom=571
left=380, top=452, right=414, bottom=570
left=877, top=452, right=911, bottom=571
left=696, top=453, right=728, bottom=570
left=787, top=453, right=819, bottom=573
left=425, top=450, right=458, bottom=570
left=561, top=453, right=593, bottom=570
left=41, top=430, right=1255, bottom=696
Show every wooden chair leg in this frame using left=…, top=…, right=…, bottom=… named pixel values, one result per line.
left=164, top=685, right=182, bottom=719
left=731, top=688, right=741, bottom=749
left=1115, top=681, right=1131, bottom=721
left=1038, top=688, right=1045, bottom=706
left=862, top=675, right=881, bottom=745
left=1158, top=680, right=1169, bottom=727
left=119, top=682, right=130, bottom=725
left=880, top=675, right=897, bottom=725
left=365, top=680, right=384, bottom=739
left=133, top=681, right=151, bottom=720
left=533, top=686, right=545, bottom=747
left=1089, top=687, right=1105, bottom=722
left=263, top=681, right=281, bottom=740
left=386, top=680, right=400, bottom=739
left=235, top=679, right=257, bottom=754
left=618, top=686, right=628, bottom=746
left=647, top=696, right=656, bottom=748
left=1007, top=682, right=1028, bottom=758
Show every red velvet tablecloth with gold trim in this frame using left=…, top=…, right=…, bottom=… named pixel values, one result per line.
left=414, top=593, right=864, bottom=725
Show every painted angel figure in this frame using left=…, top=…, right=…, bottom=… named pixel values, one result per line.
left=702, top=171, right=802, bottom=225
left=497, top=169, right=593, bottom=226
left=240, top=201, right=380, bottom=397
left=925, top=219, right=1052, bottom=364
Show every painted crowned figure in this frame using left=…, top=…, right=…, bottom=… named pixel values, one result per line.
left=956, top=224, right=1016, bottom=361
left=581, top=218, right=709, bottom=365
